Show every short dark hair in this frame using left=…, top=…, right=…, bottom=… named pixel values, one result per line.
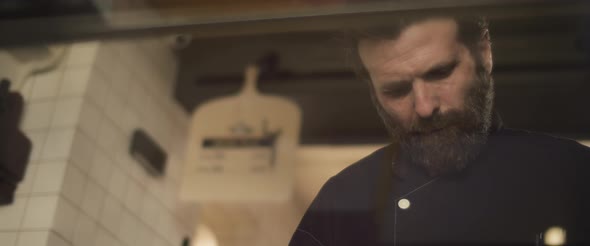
left=345, top=15, right=490, bottom=85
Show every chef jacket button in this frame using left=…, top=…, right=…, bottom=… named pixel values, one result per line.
left=398, top=198, right=410, bottom=210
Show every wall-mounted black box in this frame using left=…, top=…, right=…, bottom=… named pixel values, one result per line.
left=129, top=129, right=167, bottom=177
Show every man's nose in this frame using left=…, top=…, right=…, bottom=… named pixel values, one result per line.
left=412, top=82, right=440, bottom=119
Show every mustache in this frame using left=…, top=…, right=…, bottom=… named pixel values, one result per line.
left=407, top=109, right=468, bottom=135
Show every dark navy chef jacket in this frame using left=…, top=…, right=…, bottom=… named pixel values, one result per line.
left=289, top=127, right=590, bottom=246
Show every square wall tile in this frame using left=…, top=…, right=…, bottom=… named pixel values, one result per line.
left=78, top=101, right=102, bottom=142
left=150, top=236, right=169, bottom=246
left=51, top=98, right=83, bottom=128
left=139, top=194, right=160, bottom=227
left=30, top=69, right=63, bottom=100
left=94, top=43, right=119, bottom=75
left=0, top=197, right=27, bottom=230
left=127, top=159, right=149, bottom=186
left=61, top=164, right=86, bottom=205
left=15, top=163, right=38, bottom=195
left=18, top=77, right=35, bottom=102
left=53, top=197, right=79, bottom=242
left=85, top=74, right=109, bottom=111
left=0, top=232, right=18, bottom=246
left=117, top=210, right=139, bottom=246
left=21, top=195, right=59, bottom=229
left=59, top=67, right=92, bottom=97
left=69, top=132, right=95, bottom=174
left=124, top=180, right=144, bottom=212
left=89, top=151, right=113, bottom=189
left=21, top=101, right=55, bottom=130
left=127, top=83, right=149, bottom=116
left=31, top=161, right=67, bottom=193
left=145, top=178, right=165, bottom=205
left=95, top=118, right=121, bottom=157
left=106, top=61, right=131, bottom=97
left=107, top=168, right=128, bottom=202
left=66, top=42, right=99, bottom=68
left=93, top=227, right=121, bottom=246
left=105, top=97, right=128, bottom=132
left=134, top=222, right=155, bottom=246
left=72, top=212, right=97, bottom=246
left=99, top=196, right=123, bottom=235
left=46, top=231, right=71, bottom=246
left=120, top=105, right=142, bottom=136
left=24, top=130, right=47, bottom=162
left=16, top=231, right=50, bottom=246
left=41, top=129, right=75, bottom=160
left=162, top=181, right=179, bottom=211
left=80, top=180, right=105, bottom=220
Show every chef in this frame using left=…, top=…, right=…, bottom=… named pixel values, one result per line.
left=289, top=15, right=590, bottom=246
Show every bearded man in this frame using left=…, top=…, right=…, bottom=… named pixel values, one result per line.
left=289, top=15, right=590, bottom=246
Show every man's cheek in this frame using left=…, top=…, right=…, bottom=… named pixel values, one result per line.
left=384, top=107, right=410, bottom=130
left=441, top=82, right=470, bottom=112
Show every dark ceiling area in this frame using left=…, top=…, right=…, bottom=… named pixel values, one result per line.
left=1, top=1, right=588, bottom=145
left=175, top=4, right=590, bottom=144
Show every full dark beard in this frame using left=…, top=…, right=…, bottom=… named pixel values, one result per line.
left=374, top=66, right=494, bottom=177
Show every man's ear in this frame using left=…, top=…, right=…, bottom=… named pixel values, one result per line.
left=479, top=30, right=493, bottom=74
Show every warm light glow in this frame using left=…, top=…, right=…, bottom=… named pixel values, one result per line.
left=544, top=226, right=566, bottom=246
left=193, top=224, right=218, bottom=246
left=398, top=199, right=410, bottom=210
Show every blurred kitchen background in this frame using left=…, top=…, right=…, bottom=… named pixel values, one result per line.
left=0, top=0, right=589, bottom=246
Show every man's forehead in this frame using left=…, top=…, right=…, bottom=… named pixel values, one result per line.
left=358, top=18, right=460, bottom=80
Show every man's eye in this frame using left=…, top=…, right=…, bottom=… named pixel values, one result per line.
left=383, top=85, right=411, bottom=98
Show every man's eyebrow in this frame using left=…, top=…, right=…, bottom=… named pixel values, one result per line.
left=422, top=56, right=460, bottom=75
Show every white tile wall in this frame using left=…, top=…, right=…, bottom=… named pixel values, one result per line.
left=107, top=167, right=128, bottom=201
left=21, top=101, right=55, bottom=130
left=134, top=222, right=154, bottom=246
left=46, top=232, right=71, bottom=246
left=105, top=63, right=131, bottom=97
left=95, top=117, right=123, bottom=157
left=93, top=227, right=121, bottom=246
left=80, top=181, right=106, bottom=220
left=71, top=212, right=97, bottom=246
left=69, top=132, right=95, bottom=174
left=120, top=106, right=141, bottom=136
left=61, top=164, right=86, bottom=205
left=117, top=210, right=139, bottom=246
left=25, top=130, right=47, bottom=162
left=84, top=74, right=109, bottom=113
left=123, top=179, right=144, bottom=213
left=32, top=162, right=67, bottom=193
left=53, top=198, right=79, bottom=241
left=66, top=42, right=99, bottom=68
left=15, top=164, right=38, bottom=195
left=30, top=69, right=63, bottom=100
left=59, top=67, right=91, bottom=97
left=89, top=151, right=113, bottom=189
left=21, top=196, right=59, bottom=229
left=139, top=194, right=160, bottom=227
left=41, top=129, right=75, bottom=160
left=51, top=98, right=83, bottom=128
left=0, top=197, right=27, bottom=230
left=77, top=101, right=101, bottom=141
left=99, top=195, right=123, bottom=235
left=150, top=236, right=171, bottom=246
left=0, top=232, right=18, bottom=246
left=17, top=231, right=50, bottom=246
left=1, top=38, right=195, bottom=246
